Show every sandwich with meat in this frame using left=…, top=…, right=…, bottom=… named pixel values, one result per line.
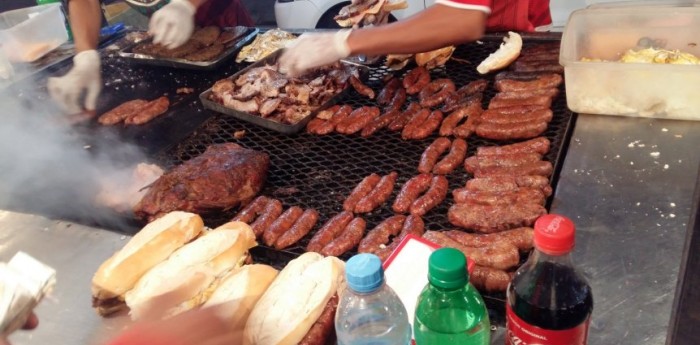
left=335, top=0, right=408, bottom=28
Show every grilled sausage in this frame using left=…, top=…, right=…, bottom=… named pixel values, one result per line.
left=297, top=294, right=339, bottom=345
left=306, top=106, right=340, bottom=134
left=343, top=173, right=382, bottom=212
left=401, top=108, right=430, bottom=139
left=481, top=104, right=548, bottom=116
left=422, top=231, right=520, bottom=270
left=448, top=203, right=547, bottom=233
left=355, top=172, right=398, bottom=214
left=386, top=86, right=407, bottom=113
left=410, top=175, right=448, bottom=216
left=124, top=97, right=170, bottom=125
left=476, top=137, right=550, bottom=156
left=320, top=217, right=366, bottom=257
left=408, top=110, right=444, bottom=140
left=475, top=120, right=548, bottom=140
left=274, top=209, right=319, bottom=250
left=263, top=206, right=304, bottom=246
left=492, top=88, right=558, bottom=101
left=403, top=67, right=430, bottom=95
left=494, top=72, right=563, bottom=92
left=443, top=227, right=534, bottom=251
left=439, top=105, right=471, bottom=137
left=358, top=215, right=407, bottom=254
left=98, top=99, right=148, bottom=125
left=419, top=79, right=456, bottom=108
left=464, top=153, right=543, bottom=173
left=516, top=175, right=553, bottom=196
left=452, top=187, right=546, bottom=206
left=470, top=266, right=514, bottom=292
left=453, top=105, right=484, bottom=139
left=473, top=160, right=554, bottom=177
left=232, top=196, right=269, bottom=223
left=307, top=211, right=354, bottom=253
left=465, top=177, right=519, bottom=193
left=250, top=199, right=283, bottom=237
left=479, top=108, right=553, bottom=125
left=513, top=60, right=565, bottom=74
left=374, top=215, right=425, bottom=262
left=336, top=106, right=381, bottom=135
left=388, top=102, right=420, bottom=131
left=378, top=78, right=401, bottom=106
left=418, top=138, right=452, bottom=174
left=393, top=174, right=432, bottom=214
left=433, top=138, right=467, bottom=175
left=349, top=76, right=375, bottom=99
left=488, top=95, right=553, bottom=109
left=312, top=105, right=353, bottom=135
left=361, top=109, right=400, bottom=137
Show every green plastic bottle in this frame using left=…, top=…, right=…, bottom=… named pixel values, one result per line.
left=414, top=248, right=490, bottom=345
left=36, top=0, right=73, bottom=41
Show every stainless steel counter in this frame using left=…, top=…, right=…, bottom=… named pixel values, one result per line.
left=2, top=113, right=700, bottom=345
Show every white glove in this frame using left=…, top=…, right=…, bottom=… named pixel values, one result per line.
left=149, top=0, right=197, bottom=49
left=279, top=30, right=352, bottom=77
left=47, top=50, right=101, bottom=114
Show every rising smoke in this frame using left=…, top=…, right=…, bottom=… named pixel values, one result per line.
left=0, top=81, right=151, bottom=231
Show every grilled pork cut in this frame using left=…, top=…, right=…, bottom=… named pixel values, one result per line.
left=134, top=143, right=270, bottom=221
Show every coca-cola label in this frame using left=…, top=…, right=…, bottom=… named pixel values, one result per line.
left=505, top=305, right=590, bottom=345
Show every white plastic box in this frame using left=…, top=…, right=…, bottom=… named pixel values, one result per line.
left=0, top=4, right=69, bottom=63
left=560, top=5, right=700, bottom=120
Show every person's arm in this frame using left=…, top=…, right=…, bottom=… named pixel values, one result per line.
left=67, top=0, right=101, bottom=52
left=346, top=4, right=487, bottom=56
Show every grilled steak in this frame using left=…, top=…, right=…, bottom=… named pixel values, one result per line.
left=133, top=143, right=270, bottom=221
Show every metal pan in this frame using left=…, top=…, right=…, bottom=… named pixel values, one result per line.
left=117, top=27, right=259, bottom=70
left=199, top=49, right=370, bottom=134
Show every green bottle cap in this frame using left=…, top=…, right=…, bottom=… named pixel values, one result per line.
left=428, top=248, right=468, bottom=289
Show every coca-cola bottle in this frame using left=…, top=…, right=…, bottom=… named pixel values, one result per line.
left=506, top=214, right=593, bottom=345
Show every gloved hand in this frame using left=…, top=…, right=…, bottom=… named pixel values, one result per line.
left=149, top=0, right=197, bottom=49
left=47, top=50, right=101, bottom=114
left=279, top=30, right=352, bottom=77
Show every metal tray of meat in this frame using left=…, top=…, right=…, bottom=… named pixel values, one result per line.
left=116, top=27, right=259, bottom=70
left=155, top=33, right=575, bottom=321
left=199, top=49, right=370, bottom=134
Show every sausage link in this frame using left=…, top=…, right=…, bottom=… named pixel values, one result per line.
left=320, top=217, right=366, bottom=257
left=361, top=109, right=400, bottom=137
left=401, top=108, right=430, bottom=139
left=404, top=110, right=443, bottom=140
left=470, top=266, right=514, bottom=292
left=479, top=109, right=553, bottom=125
left=516, top=53, right=560, bottom=63
left=447, top=203, right=547, bottom=233
left=492, top=88, right=558, bottom=100
left=473, top=161, right=554, bottom=177
left=452, top=187, right=546, bottom=206
left=392, top=174, right=432, bottom=214
left=419, top=79, right=456, bottom=108
left=410, top=175, right=448, bottom=216
left=297, top=294, right=339, bottom=345
left=422, top=231, right=520, bottom=270
left=125, top=97, right=170, bottom=125
left=465, top=177, right=519, bottom=193
left=336, top=106, right=381, bottom=135
left=306, top=117, right=329, bottom=135
left=378, top=78, right=401, bottom=106
left=263, top=206, right=304, bottom=247
left=307, top=211, right=354, bottom=253
left=232, top=196, right=269, bottom=223
left=343, top=173, right=382, bottom=212
left=433, top=138, right=467, bottom=175
left=386, top=86, right=407, bottom=113
left=476, top=137, right=550, bottom=156
left=274, top=209, right=319, bottom=250
left=354, top=172, right=398, bottom=214
left=443, top=227, right=534, bottom=252
left=358, top=215, right=407, bottom=254
left=488, top=95, right=553, bottom=109
left=475, top=120, right=548, bottom=141
left=349, top=76, right=376, bottom=99
left=374, top=215, right=425, bottom=262
left=515, top=175, right=552, bottom=196
left=388, top=102, right=420, bottom=131
left=98, top=99, right=148, bottom=125
left=494, top=73, right=563, bottom=92
left=464, top=153, right=543, bottom=173
left=418, top=138, right=452, bottom=174
left=513, top=60, right=565, bottom=74
left=439, top=106, right=471, bottom=137
left=403, top=67, right=431, bottom=95
left=313, top=105, right=352, bottom=135
left=250, top=199, right=283, bottom=237
left=453, top=105, right=484, bottom=139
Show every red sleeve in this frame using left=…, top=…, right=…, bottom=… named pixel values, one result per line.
left=435, top=0, right=492, bottom=14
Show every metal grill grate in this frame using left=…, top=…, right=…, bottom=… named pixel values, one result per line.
left=155, top=37, right=575, bottom=306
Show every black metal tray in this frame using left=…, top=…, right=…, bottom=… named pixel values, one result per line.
left=199, top=49, right=370, bottom=134
left=116, top=27, right=259, bottom=70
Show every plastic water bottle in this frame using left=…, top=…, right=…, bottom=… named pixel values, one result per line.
left=414, top=248, right=490, bottom=345
left=335, top=253, right=412, bottom=345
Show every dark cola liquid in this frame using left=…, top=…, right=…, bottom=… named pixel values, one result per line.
left=507, top=260, right=593, bottom=330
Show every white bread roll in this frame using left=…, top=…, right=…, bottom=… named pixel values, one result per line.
left=244, top=252, right=345, bottom=345
left=91, top=211, right=203, bottom=315
left=125, top=221, right=256, bottom=320
left=203, top=264, right=278, bottom=341
left=477, top=31, right=523, bottom=74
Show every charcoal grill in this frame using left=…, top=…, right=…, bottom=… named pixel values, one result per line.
left=154, top=34, right=576, bottom=318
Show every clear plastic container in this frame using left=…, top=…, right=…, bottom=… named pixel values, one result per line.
left=335, top=254, right=412, bottom=345
left=560, top=5, right=700, bottom=120
left=0, top=4, right=69, bottom=62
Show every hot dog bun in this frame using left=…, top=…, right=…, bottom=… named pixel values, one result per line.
left=477, top=31, right=523, bottom=74
left=203, top=264, right=278, bottom=341
left=91, top=211, right=204, bottom=316
left=244, top=252, right=345, bottom=345
left=125, top=221, right=257, bottom=320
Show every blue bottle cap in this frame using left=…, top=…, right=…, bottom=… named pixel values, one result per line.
left=345, top=253, right=384, bottom=293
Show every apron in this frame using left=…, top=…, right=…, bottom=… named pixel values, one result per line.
left=486, top=0, right=552, bottom=32
left=126, top=0, right=254, bottom=27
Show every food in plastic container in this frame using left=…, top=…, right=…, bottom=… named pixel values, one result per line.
left=0, top=4, right=69, bottom=62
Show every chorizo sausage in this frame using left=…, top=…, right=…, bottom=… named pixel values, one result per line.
left=419, top=79, right=456, bottom=108
left=274, top=209, right=319, bottom=250
left=298, top=294, right=339, bottom=345
left=361, top=109, right=400, bottom=137
left=488, top=95, right=553, bottom=109
left=418, top=138, right=451, bottom=174
left=386, top=86, right=407, bottom=113
left=479, top=108, right=553, bottom=125
left=343, top=173, right=382, bottom=212
left=433, top=138, right=467, bottom=175
left=378, top=78, right=401, bottom=106
left=453, top=105, right=484, bottom=139
left=374, top=215, right=425, bottom=262
left=410, top=175, right=448, bottom=216
left=465, top=177, right=519, bottom=193
left=452, top=187, right=546, bottom=206
left=232, top=196, right=269, bottom=223
left=263, top=206, right=303, bottom=247
left=393, top=174, right=432, bottom=214
left=444, top=227, right=534, bottom=251
left=403, top=67, right=431, bottom=95
left=349, top=75, right=376, bottom=99
left=250, top=199, right=283, bottom=237
left=439, top=105, right=471, bottom=137
left=422, top=231, right=520, bottom=270
left=336, top=106, right=381, bottom=135
left=125, top=97, right=170, bottom=125
left=447, top=203, right=547, bottom=233
left=494, top=73, right=563, bottom=92
left=307, top=211, right=354, bottom=253
left=320, top=217, right=366, bottom=257
left=358, top=215, right=406, bottom=254
left=492, top=88, right=558, bottom=101
left=464, top=153, right=543, bottom=173
left=470, top=266, right=514, bottom=292
left=512, top=60, right=564, bottom=74
left=313, top=105, right=353, bottom=135
left=388, top=102, right=420, bottom=131
left=472, top=161, right=554, bottom=177
left=411, top=110, right=444, bottom=140
left=354, top=172, right=398, bottom=214
left=476, top=137, right=550, bottom=156
left=98, top=99, right=148, bottom=125
left=475, top=121, right=548, bottom=141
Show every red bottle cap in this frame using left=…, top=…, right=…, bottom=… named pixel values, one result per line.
left=534, top=214, right=576, bottom=255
